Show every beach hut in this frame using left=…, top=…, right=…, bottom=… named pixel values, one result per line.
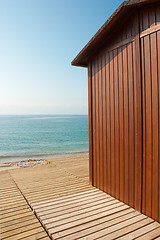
left=72, top=0, right=160, bottom=223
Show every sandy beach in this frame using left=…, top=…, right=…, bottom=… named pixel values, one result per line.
left=0, top=153, right=88, bottom=172
left=0, top=158, right=49, bottom=171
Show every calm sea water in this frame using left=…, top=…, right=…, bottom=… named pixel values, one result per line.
left=0, top=115, right=89, bottom=163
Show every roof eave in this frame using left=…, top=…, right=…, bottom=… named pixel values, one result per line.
left=71, top=0, right=160, bottom=68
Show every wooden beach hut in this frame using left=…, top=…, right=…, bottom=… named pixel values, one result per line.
left=72, top=0, right=160, bottom=223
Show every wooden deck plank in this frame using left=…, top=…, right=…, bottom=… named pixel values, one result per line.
left=33, top=190, right=107, bottom=210
left=2, top=228, right=46, bottom=240
left=1, top=215, right=38, bottom=229
left=1, top=218, right=38, bottom=234
left=38, top=194, right=111, bottom=212
left=78, top=216, right=151, bottom=240
left=39, top=198, right=115, bottom=219
left=32, top=189, right=99, bottom=208
left=52, top=208, right=135, bottom=239
left=48, top=205, right=130, bottom=234
left=55, top=210, right=140, bottom=240
left=21, top=232, right=49, bottom=240
left=96, top=219, right=155, bottom=240
left=1, top=222, right=41, bottom=239
left=136, top=228, right=160, bottom=239
left=1, top=154, right=160, bottom=240
left=24, top=183, right=93, bottom=197
left=43, top=200, right=122, bottom=226
left=118, top=221, right=160, bottom=239
left=0, top=171, right=50, bottom=240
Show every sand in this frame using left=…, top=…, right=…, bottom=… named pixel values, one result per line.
left=0, top=159, right=48, bottom=171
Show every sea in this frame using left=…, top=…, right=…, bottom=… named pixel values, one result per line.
left=0, top=115, right=89, bottom=163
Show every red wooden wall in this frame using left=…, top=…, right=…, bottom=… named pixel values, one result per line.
left=88, top=4, right=160, bottom=222
left=140, top=4, right=160, bottom=222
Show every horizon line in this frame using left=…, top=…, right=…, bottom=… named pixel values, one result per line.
left=0, top=113, right=88, bottom=116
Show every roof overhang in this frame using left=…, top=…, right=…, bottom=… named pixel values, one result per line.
left=71, top=0, right=160, bottom=67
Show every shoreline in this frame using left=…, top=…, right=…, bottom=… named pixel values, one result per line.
left=0, top=150, right=89, bottom=163
left=0, top=152, right=89, bottom=172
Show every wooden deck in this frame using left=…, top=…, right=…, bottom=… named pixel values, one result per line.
left=0, top=171, right=50, bottom=240
left=1, top=154, right=160, bottom=239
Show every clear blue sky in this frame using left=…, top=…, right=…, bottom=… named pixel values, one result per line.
left=0, top=0, right=124, bottom=115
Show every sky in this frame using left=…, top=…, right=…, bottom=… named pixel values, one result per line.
left=0, top=0, right=124, bottom=115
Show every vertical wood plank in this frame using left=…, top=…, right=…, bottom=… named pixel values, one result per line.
left=155, top=2, right=160, bottom=223
left=140, top=7, right=143, bottom=33
left=128, top=42, right=135, bottom=208
left=102, top=54, right=107, bottom=193
left=92, top=61, right=97, bottom=187
left=156, top=5, right=160, bottom=24
left=98, top=56, right=104, bottom=190
left=114, top=48, right=120, bottom=199
left=118, top=46, right=124, bottom=202
left=141, top=37, right=146, bottom=215
left=134, top=13, right=142, bottom=212
left=88, top=63, right=93, bottom=185
left=150, top=32, right=159, bottom=221
left=123, top=44, right=129, bottom=204
left=95, top=58, right=100, bottom=189
left=110, top=50, right=115, bottom=197
left=158, top=30, right=160, bottom=223
left=149, top=7, right=156, bottom=28
left=140, top=6, right=149, bottom=215
left=144, top=35, right=152, bottom=218
left=106, top=52, right=111, bottom=195
left=142, top=8, right=149, bottom=32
